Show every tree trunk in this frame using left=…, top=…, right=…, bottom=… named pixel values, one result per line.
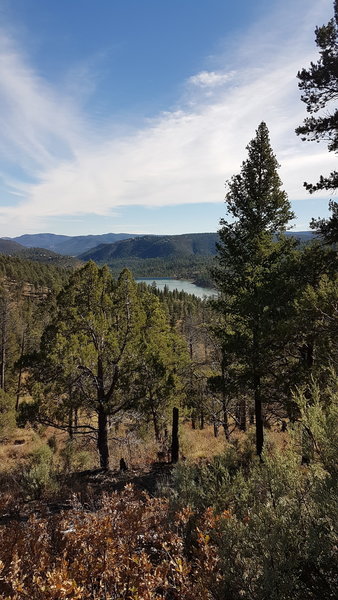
left=199, top=409, right=204, bottom=430
left=222, top=407, right=230, bottom=440
left=97, top=404, right=110, bottom=469
left=249, top=404, right=255, bottom=424
left=300, top=338, right=314, bottom=369
left=239, top=398, right=246, bottom=431
left=254, top=374, right=264, bottom=458
left=191, top=413, right=196, bottom=429
left=68, top=408, right=73, bottom=440
left=16, top=330, right=25, bottom=411
left=97, top=356, right=110, bottom=469
left=171, top=407, right=179, bottom=463
left=151, top=405, right=162, bottom=443
left=221, top=361, right=230, bottom=440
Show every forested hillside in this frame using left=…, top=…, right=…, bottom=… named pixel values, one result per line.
left=79, top=231, right=315, bottom=262
left=0, top=239, right=81, bottom=268
left=11, top=232, right=139, bottom=256
left=79, top=231, right=316, bottom=288
left=0, top=254, right=73, bottom=289
left=0, top=239, right=25, bottom=254
left=78, top=232, right=218, bottom=261
left=0, top=4, right=337, bottom=598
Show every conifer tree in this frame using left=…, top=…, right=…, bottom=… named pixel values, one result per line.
left=135, top=291, right=188, bottom=446
left=27, top=262, right=188, bottom=469
left=214, top=122, right=295, bottom=457
left=29, top=262, right=146, bottom=470
left=296, top=0, right=338, bottom=241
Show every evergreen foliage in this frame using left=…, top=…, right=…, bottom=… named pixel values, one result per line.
left=170, top=380, right=337, bottom=600
left=296, top=0, right=338, bottom=241
left=26, top=262, right=188, bottom=469
left=213, top=122, right=296, bottom=456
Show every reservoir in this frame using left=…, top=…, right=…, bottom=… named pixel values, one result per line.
left=136, top=278, right=217, bottom=299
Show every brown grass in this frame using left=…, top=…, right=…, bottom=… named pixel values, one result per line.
left=180, top=422, right=228, bottom=460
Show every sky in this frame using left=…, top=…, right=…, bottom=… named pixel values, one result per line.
left=0, top=0, right=336, bottom=237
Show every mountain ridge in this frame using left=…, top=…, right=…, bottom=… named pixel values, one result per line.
left=0, top=238, right=81, bottom=268
left=79, top=233, right=219, bottom=261
left=79, top=231, right=316, bottom=262
left=11, top=232, right=139, bottom=256
left=3, top=231, right=316, bottom=262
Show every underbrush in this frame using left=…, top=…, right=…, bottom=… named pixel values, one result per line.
left=0, top=486, right=212, bottom=599
left=0, top=430, right=95, bottom=508
left=0, top=388, right=336, bottom=599
left=0, top=441, right=336, bottom=600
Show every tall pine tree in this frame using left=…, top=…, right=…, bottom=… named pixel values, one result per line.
left=296, top=0, right=338, bottom=242
left=214, top=122, right=295, bottom=457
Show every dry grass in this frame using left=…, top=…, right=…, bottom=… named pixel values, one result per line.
left=0, top=419, right=246, bottom=476
left=180, top=422, right=228, bottom=459
left=0, top=416, right=288, bottom=476
left=107, top=420, right=231, bottom=468
left=0, top=427, right=42, bottom=473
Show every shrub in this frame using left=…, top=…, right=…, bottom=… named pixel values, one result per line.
left=0, top=487, right=211, bottom=599
left=169, top=384, right=338, bottom=600
left=60, top=440, right=92, bottom=473
left=20, top=444, right=58, bottom=500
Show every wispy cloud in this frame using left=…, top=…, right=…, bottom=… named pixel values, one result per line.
left=0, top=0, right=335, bottom=235
left=0, top=33, right=85, bottom=172
left=188, top=70, right=236, bottom=88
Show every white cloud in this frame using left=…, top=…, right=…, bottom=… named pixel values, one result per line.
left=188, top=70, right=236, bottom=88
left=0, top=0, right=335, bottom=236
left=0, top=33, right=86, bottom=173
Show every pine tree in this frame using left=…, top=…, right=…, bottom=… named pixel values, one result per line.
left=214, top=122, right=295, bottom=457
left=135, top=291, right=188, bottom=446
left=296, top=0, right=338, bottom=241
left=29, top=262, right=146, bottom=470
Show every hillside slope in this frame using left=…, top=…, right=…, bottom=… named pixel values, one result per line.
left=0, top=238, right=81, bottom=268
left=79, top=233, right=219, bottom=261
left=0, top=239, right=26, bottom=254
left=13, top=232, right=139, bottom=256
left=79, top=231, right=315, bottom=262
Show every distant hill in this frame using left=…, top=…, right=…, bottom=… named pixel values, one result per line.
left=12, top=233, right=139, bottom=256
left=0, top=238, right=81, bottom=268
left=0, top=254, right=72, bottom=293
left=79, top=233, right=219, bottom=261
left=0, top=239, right=26, bottom=254
left=288, top=231, right=316, bottom=243
left=79, top=231, right=315, bottom=262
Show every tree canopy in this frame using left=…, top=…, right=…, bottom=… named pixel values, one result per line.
left=296, top=0, right=338, bottom=242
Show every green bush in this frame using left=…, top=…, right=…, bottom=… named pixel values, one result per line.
left=170, top=436, right=255, bottom=514
left=21, top=444, right=58, bottom=500
left=16, top=399, right=40, bottom=428
left=60, top=440, right=92, bottom=473
left=170, top=384, right=338, bottom=600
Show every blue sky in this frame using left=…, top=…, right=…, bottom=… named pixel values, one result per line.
left=0, top=0, right=335, bottom=237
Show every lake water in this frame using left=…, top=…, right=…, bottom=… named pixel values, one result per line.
left=136, top=278, right=217, bottom=299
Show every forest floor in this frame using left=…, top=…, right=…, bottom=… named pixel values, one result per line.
left=0, top=421, right=230, bottom=524
left=0, top=462, right=173, bottom=526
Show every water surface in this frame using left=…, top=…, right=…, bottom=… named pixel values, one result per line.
left=136, top=278, right=216, bottom=299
